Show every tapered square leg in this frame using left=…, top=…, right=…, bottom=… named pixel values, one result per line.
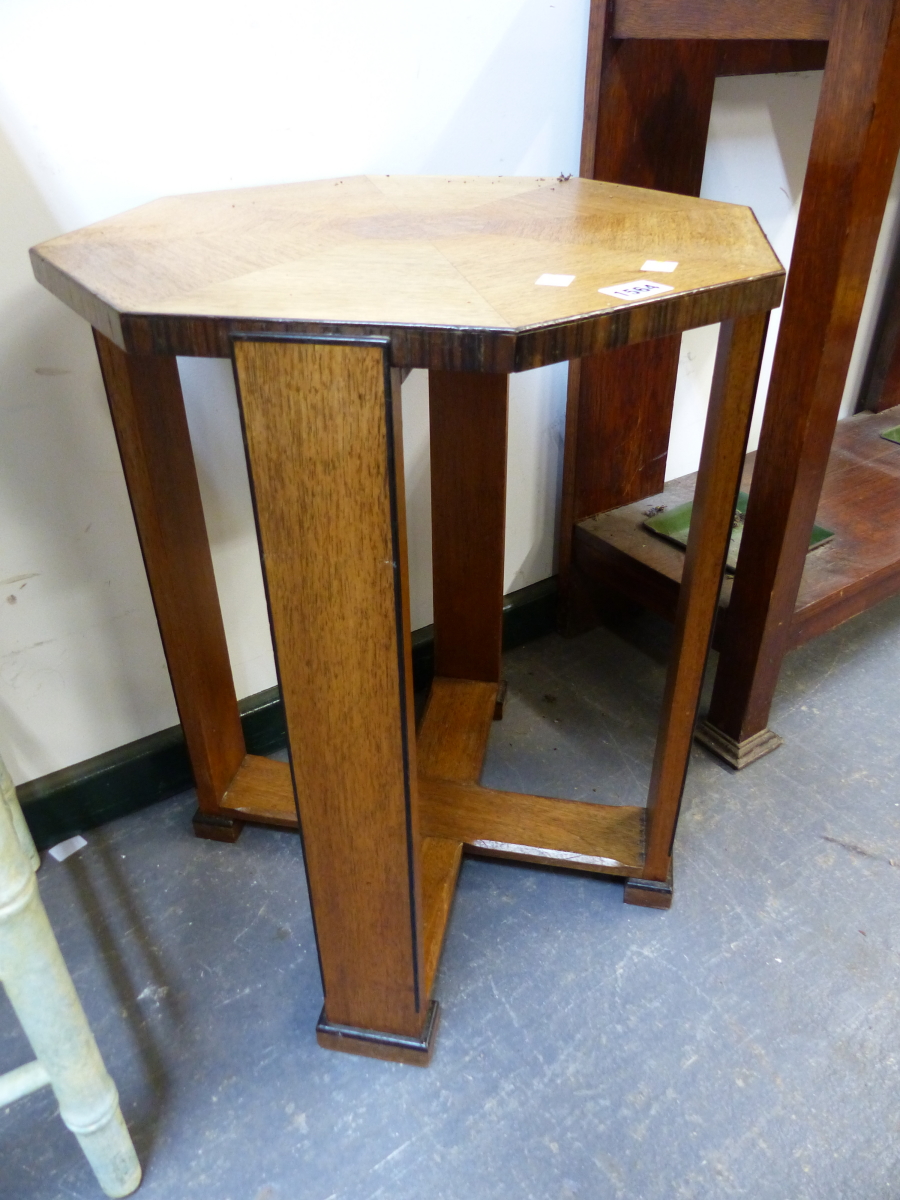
left=233, top=336, right=430, bottom=1058
left=429, top=370, right=509, bottom=685
left=642, top=313, right=770, bottom=884
left=93, top=333, right=246, bottom=838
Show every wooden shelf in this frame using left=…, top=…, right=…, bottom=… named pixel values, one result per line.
left=219, top=754, right=296, bottom=826
left=219, top=676, right=648, bottom=989
left=222, top=687, right=648, bottom=881
left=575, top=405, right=900, bottom=652
left=418, top=777, right=644, bottom=877
left=218, top=752, right=465, bottom=1003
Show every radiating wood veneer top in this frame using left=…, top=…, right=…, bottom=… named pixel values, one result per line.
left=31, top=175, right=783, bottom=371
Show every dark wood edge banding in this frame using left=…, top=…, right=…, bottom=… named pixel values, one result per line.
left=190, top=809, right=242, bottom=843
left=45, top=269, right=784, bottom=371
left=624, top=865, right=674, bottom=909
left=316, top=1000, right=440, bottom=1066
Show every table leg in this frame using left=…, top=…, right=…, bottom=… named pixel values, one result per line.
left=429, top=371, right=509, bottom=690
left=232, top=336, right=434, bottom=1063
left=628, top=313, right=770, bottom=906
left=93, top=333, right=245, bottom=841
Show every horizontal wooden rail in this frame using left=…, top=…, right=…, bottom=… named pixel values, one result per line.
left=419, top=777, right=645, bottom=877
left=613, top=0, right=834, bottom=41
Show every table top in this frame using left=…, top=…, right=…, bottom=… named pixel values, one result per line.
left=31, top=175, right=783, bottom=372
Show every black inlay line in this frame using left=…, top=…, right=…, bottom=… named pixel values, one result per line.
left=383, top=357, right=422, bottom=1014
left=316, top=999, right=438, bottom=1051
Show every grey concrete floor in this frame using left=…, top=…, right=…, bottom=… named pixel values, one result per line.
left=3, top=595, right=900, bottom=1199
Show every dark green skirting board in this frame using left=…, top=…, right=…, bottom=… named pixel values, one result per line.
left=17, top=576, right=559, bottom=849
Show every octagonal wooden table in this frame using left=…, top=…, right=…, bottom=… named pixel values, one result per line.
left=31, top=176, right=783, bottom=1064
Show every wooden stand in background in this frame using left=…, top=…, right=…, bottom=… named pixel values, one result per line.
left=562, top=0, right=900, bottom=768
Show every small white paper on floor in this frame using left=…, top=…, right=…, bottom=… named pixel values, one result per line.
left=535, top=273, right=575, bottom=287
left=641, top=259, right=678, bottom=273
left=598, top=279, right=674, bottom=302
left=48, top=835, right=87, bottom=862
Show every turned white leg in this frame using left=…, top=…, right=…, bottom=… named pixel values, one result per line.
left=0, top=757, right=141, bottom=1198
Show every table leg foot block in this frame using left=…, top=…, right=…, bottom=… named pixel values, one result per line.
left=624, top=866, right=673, bottom=910
left=191, top=809, right=243, bottom=843
left=493, top=680, right=508, bottom=722
left=316, top=1001, right=440, bottom=1067
left=694, top=721, right=783, bottom=770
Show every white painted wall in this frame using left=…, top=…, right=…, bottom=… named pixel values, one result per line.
left=0, top=0, right=897, bottom=784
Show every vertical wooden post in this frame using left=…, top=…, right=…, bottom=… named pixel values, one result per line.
left=559, top=25, right=719, bottom=633
left=429, top=371, right=509, bottom=686
left=233, top=336, right=433, bottom=1063
left=93, top=333, right=246, bottom=840
left=705, top=0, right=900, bottom=754
left=628, top=313, right=769, bottom=905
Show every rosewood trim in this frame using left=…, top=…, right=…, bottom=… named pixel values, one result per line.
left=316, top=1000, right=440, bottom=1067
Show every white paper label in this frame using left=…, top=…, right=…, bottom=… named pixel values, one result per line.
left=48, top=835, right=87, bottom=862
left=598, top=279, right=674, bottom=302
left=641, top=260, right=678, bottom=273
left=535, top=273, right=575, bottom=287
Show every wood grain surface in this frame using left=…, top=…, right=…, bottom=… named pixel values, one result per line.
left=613, top=0, right=835, bottom=40
left=93, top=333, right=246, bottom=823
left=419, top=777, right=644, bottom=876
left=219, top=754, right=295, bottom=827
left=430, top=371, right=508, bottom=683
left=574, top=462, right=735, bottom=630
left=860, top=233, right=900, bottom=413
left=568, top=16, right=826, bottom=557
left=707, top=0, right=900, bottom=744
left=417, top=677, right=498, bottom=783
left=562, top=34, right=719, bottom=633
left=715, top=40, right=829, bottom=75
left=644, top=313, right=768, bottom=878
left=582, top=39, right=717, bottom=192
left=233, top=336, right=426, bottom=1040
left=570, top=0, right=900, bottom=764
left=564, top=337, right=684, bottom=532
left=576, top=406, right=900, bottom=653
left=216, top=754, right=463, bottom=1008
left=421, top=837, right=464, bottom=998
left=32, top=176, right=782, bottom=372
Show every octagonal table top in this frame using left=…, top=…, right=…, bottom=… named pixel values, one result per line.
left=31, top=175, right=783, bottom=372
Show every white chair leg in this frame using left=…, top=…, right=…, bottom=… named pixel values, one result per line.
left=0, top=753, right=40, bottom=871
left=0, top=765, right=141, bottom=1197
